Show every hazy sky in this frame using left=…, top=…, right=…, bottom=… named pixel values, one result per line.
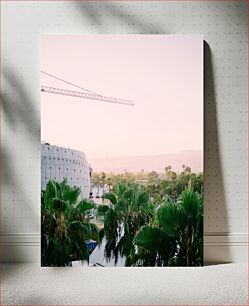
left=41, top=35, right=203, bottom=159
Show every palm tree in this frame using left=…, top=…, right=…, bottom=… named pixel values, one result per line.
left=41, top=179, right=98, bottom=266
left=133, top=188, right=203, bottom=266
left=100, top=172, right=107, bottom=186
left=97, top=182, right=154, bottom=265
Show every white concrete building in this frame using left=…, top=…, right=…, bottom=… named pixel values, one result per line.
left=41, top=143, right=91, bottom=199
left=91, top=185, right=109, bottom=198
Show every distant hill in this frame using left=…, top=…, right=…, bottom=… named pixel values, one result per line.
left=88, top=150, right=203, bottom=173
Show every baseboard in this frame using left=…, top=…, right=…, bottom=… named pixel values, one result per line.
left=0, top=232, right=248, bottom=263
left=204, top=232, right=248, bottom=264
left=1, top=233, right=41, bottom=263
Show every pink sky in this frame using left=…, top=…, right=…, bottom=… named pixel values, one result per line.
left=41, top=35, right=203, bottom=160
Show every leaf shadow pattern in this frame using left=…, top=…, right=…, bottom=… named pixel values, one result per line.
left=2, top=66, right=39, bottom=136
left=1, top=66, right=40, bottom=234
left=204, top=42, right=231, bottom=263
left=74, top=2, right=167, bottom=34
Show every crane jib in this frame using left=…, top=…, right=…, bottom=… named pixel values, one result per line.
left=41, top=86, right=134, bottom=107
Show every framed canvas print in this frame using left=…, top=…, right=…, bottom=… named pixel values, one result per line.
left=41, top=35, right=203, bottom=267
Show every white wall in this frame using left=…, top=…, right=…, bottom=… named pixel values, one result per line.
left=1, top=1, right=248, bottom=263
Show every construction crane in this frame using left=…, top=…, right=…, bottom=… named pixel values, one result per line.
left=41, top=71, right=134, bottom=106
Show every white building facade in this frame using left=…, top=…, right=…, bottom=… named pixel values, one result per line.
left=41, top=143, right=91, bottom=199
left=91, top=185, right=109, bottom=198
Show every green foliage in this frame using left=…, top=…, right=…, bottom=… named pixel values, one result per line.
left=102, top=192, right=117, bottom=205
left=99, top=182, right=155, bottom=264
left=133, top=188, right=203, bottom=267
left=42, top=166, right=203, bottom=267
left=134, top=226, right=165, bottom=251
left=96, top=167, right=203, bottom=267
left=97, top=205, right=110, bottom=214
left=41, top=179, right=98, bottom=267
left=132, top=225, right=175, bottom=266
left=145, top=171, right=203, bottom=205
left=76, top=200, right=95, bottom=214
left=156, top=203, right=187, bottom=237
left=92, top=167, right=203, bottom=202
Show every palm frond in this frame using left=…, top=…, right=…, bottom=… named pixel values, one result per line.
left=156, top=203, right=186, bottom=237
left=102, top=192, right=117, bottom=205
left=76, top=199, right=95, bottom=214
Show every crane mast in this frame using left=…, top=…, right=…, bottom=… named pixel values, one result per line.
left=41, top=86, right=134, bottom=106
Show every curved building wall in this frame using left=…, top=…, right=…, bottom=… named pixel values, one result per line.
left=41, top=143, right=91, bottom=199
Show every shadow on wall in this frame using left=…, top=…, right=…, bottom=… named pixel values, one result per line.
left=1, top=66, right=40, bottom=233
left=2, top=67, right=39, bottom=136
left=74, top=2, right=167, bottom=34
left=1, top=67, right=40, bottom=271
left=204, top=42, right=231, bottom=263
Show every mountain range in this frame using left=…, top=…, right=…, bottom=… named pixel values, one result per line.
left=88, top=150, right=203, bottom=173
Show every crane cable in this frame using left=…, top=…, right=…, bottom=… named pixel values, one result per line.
left=41, top=71, right=103, bottom=97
